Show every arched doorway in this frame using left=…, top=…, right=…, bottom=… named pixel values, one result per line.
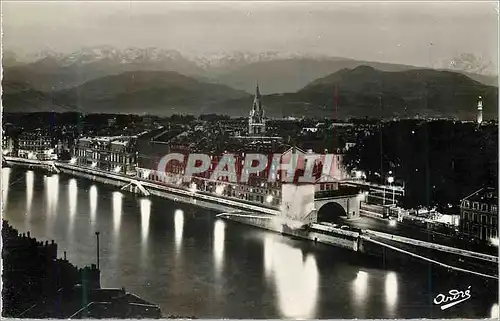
left=317, top=202, right=347, bottom=223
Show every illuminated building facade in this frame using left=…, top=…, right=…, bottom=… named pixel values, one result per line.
left=460, top=187, right=498, bottom=244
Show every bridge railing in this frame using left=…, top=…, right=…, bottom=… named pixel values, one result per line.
left=137, top=179, right=281, bottom=215
left=315, top=186, right=360, bottom=199
left=365, top=229, right=498, bottom=263
left=342, top=179, right=405, bottom=193
left=310, top=223, right=360, bottom=238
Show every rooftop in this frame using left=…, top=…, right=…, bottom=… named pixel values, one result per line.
left=152, top=128, right=187, bottom=143
left=462, top=187, right=498, bottom=204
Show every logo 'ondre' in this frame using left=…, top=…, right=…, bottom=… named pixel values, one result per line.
left=433, top=286, right=472, bottom=310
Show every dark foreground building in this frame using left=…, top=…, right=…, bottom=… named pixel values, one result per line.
left=1, top=220, right=162, bottom=318
left=460, top=187, right=498, bottom=244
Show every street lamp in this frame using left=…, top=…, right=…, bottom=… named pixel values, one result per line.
left=95, top=231, right=100, bottom=270
left=387, top=176, right=395, bottom=205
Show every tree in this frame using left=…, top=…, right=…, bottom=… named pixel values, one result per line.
left=344, top=120, right=498, bottom=209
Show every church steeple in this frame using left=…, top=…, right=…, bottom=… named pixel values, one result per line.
left=252, top=82, right=263, bottom=115
left=249, top=82, right=266, bottom=135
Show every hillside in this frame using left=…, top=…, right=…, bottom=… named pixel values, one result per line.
left=1, top=80, right=72, bottom=113
left=48, top=71, right=250, bottom=115
left=3, top=47, right=205, bottom=92
left=214, top=58, right=497, bottom=94
left=3, top=66, right=497, bottom=120
left=213, top=66, right=498, bottom=120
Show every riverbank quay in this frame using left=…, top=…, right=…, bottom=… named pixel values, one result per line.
left=1, top=220, right=162, bottom=318
left=218, top=211, right=498, bottom=280
left=4, top=156, right=280, bottom=215
left=216, top=211, right=360, bottom=251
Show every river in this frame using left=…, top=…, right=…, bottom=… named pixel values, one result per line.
left=1, top=167, right=498, bottom=319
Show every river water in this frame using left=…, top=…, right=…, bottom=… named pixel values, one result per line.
left=1, top=168, right=498, bottom=319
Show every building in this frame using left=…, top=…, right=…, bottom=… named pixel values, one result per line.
left=477, top=95, right=483, bottom=125
left=459, top=187, right=498, bottom=244
left=248, top=83, right=266, bottom=135
left=136, top=125, right=188, bottom=172
left=136, top=134, right=293, bottom=207
left=2, top=129, right=16, bottom=156
left=17, top=129, right=54, bottom=160
left=73, top=136, right=137, bottom=175
left=108, top=116, right=117, bottom=127
left=134, top=115, right=350, bottom=209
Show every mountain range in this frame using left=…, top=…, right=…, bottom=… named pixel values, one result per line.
left=2, top=47, right=498, bottom=119
left=3, top=46, right=497, bottom=94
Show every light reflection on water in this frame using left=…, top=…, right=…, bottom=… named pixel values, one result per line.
left=44, top=174, right=59, bottom=234
left=68, top=179, right=78, bottom=239
left=174, top=209, right=184, bottom=254
left=2, top=169, right=498, bottom=319
left=45, top=174, right=59, bottom=211
left=213, top=219, right=225, bottom=276
left=89, top=185, right=98, bottom=228
left=26, top=170, right=34, bottom=214
left=353, top=270, right=369, bottom=308
left=2, top=167, right=11, bottom=210
left=140, top=198, right=151, bottom=243
left=112, top=191, right=123, bottom=235
left=385, top=272, right=398, bottom=316
left=264, top=237, right=319, bottom=319
left=491, top=303, right=499, bottom=319
left=263, top=237, right=274, bottom=279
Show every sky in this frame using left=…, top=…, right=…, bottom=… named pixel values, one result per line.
left=2, top=0, right=499, bottom=72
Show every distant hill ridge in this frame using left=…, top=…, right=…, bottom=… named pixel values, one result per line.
left=213, top=65, right=498, bottom=120
left=2, top=65, right=497, bottom=121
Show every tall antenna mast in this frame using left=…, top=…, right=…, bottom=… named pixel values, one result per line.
left=333, top=85, right=338, bottom=121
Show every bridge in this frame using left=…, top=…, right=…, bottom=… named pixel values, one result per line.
left=342, top=179, right=404, bottom=206
left=314, top=187, right=362, bottom=222
left=5, top=156, right=364, bottom=221
left=364, top=229, right=498, bottom=263
left=3, top=156, right=60, bottom=173
left=360, top=231, right=498, bottom=279
left=5, top=156, right=497, bottom=279
left=121, top=180, right=150, bottom=196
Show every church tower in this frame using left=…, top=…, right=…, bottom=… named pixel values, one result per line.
left=477, top=95, right=483, bottom=125
left=248, top=83, right=266, bottom=135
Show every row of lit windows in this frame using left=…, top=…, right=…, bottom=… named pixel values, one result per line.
left=19, top=141, right=51, bottom=145
left=462, top=211, right=497, bottom=225
left=76, top=149, right=135, bottom=163
left=462, top=223, right=498, bottom=241
left=462, top=200, right=497, bottom=213
left=319, top=183, right=337, bottom=191
left=137, top=168, right=281, bottom=205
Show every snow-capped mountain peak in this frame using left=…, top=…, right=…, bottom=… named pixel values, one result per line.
left=20, top=46, right=331, bottom=70
left=39, top=46, right=188, bottom=67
